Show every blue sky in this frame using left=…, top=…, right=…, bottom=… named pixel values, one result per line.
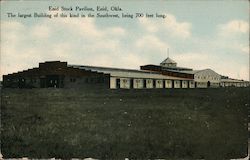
left=0, top=0, right=249, bottom=80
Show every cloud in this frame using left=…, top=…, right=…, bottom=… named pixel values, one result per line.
left=106, top=27, right=126, bottom=36
left=138, top=18, right=159, bottom=33
left=163, top=14, right=191, bottom=39
left=119, top=53, right=149, bottom=69
left=239, top=66, right=249, bottom=81
left=30, top=25, right=51, bottom=39
left=218, top=20, right=249, bottom=36
left=135, top=34, right=170, bottom=63
left=213, top=20, right=249, bottom=57
left=138, top=14, right=192, bottom=39
left=0, top=15, right=248, bottom=81
left=240, top=45, right=249, bottom=54
left=136, top=35, right=168, bottom=49
left=1, top=21, right=26, bottom=44
left=173, top=51, right=249, bottom=81
left=50, top=42, right=72, bottom=60
left=173, top=52, right=211, bottom=69
left=55, top=18, right=104, bottom=39
left=0, top=18, right=132, bottom=79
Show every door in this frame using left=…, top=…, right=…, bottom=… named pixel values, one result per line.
left=46, top=75, right=59, bottom=88
left=207, top=81, right=211, bottom=88
left=40, top=77, right=46, bottom=88
left=116, top=78, right=120, bottom=89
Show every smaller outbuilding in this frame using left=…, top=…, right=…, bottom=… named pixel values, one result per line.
left=220, top=78, right=249, bottom=87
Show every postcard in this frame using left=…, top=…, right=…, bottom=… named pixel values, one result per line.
left=0, top=0, right=249, bottom=159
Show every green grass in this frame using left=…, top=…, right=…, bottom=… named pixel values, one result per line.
left=1, top=88, right=249, bottom=159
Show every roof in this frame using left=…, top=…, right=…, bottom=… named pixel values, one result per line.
left=69, top=64, right=193, bottom=80
left=140, top=64, right=193, bottom=71
left=170, top=70, right=200, bottom=74
left=221, top=78, right=248, bottom=83
left=162, top=66, right=193, bottom=71
left=160, top=57, right=177, bottom=64
left=69, top=65, right=155, bottom=73
left=171, top=69, right=220, bottom=75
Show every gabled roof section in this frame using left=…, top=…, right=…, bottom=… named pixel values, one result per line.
left=160, top=57, right=177, bottom=64
left=69, top=65, right=193, bottom=80
left=174, top=68, right=221, bottom=76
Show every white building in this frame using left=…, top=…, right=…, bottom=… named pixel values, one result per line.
left=220, top=78, right=250, bottom=87
left=71, top=65, right=194, bottom=89
left=67, top=56, right=249, bottom=89
left=175, top=69, right=221, bottom=88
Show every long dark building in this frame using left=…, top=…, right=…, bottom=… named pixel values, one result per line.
left=3, top=61, right=110, bottom=89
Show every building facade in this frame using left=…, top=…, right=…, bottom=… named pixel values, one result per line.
left=71, top=64, right=194, bottom=89
left=3, top=61, right=110, bottom=89
left=2, top=58, right=249, bottom=89
left=174, top=69, right=221, bottom=88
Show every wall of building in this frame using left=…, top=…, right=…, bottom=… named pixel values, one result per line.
left=110, top=77, right=117, bottom=89
left=196, top=82, right=207, bottom=88
left=3, top=61, right=110, bottom=89
left=133, top=79, right=143, bottom=89
left=155, top=80, right=163, bottom=88
left=165, top=80, right=172, bottom=88
left=146, top=79, right=153, bottom=88
left=174, top=80, right=181, bottom=88
left=194, top=69, right=221, bottom=88
left=120, top=78, right=130, bottom=89
left=210, top=82, right=220, bottom=88
left=63, top=76, right=110, bottom=89
left=109, top=77, right=197, bottom=89
left=189, top=81, right=195, bottom=88
left=220, top=81, right=250, bottom=88
left=4, top=61, right=248, bottom=90
left=182, top=81, right=188, bottom=88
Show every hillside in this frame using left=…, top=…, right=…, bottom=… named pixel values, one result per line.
left=1, top=88, right=249, bottom=159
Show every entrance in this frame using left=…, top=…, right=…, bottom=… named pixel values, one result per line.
left=46, top=75, right=59, bottom=88
left=18, top=78, right=26, bottom=88
left=116, top=79, right=120, bottom=89
left=207, top=81, right=211, bottom=88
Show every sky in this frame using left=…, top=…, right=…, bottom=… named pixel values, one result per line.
left=0, top=0, right=249, bottom=81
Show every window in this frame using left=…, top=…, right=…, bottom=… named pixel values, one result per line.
left=70, top=78, right=76, bottom=82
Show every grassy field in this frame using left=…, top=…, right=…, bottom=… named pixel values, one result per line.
left=0, top=87, right=249, bottom=159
